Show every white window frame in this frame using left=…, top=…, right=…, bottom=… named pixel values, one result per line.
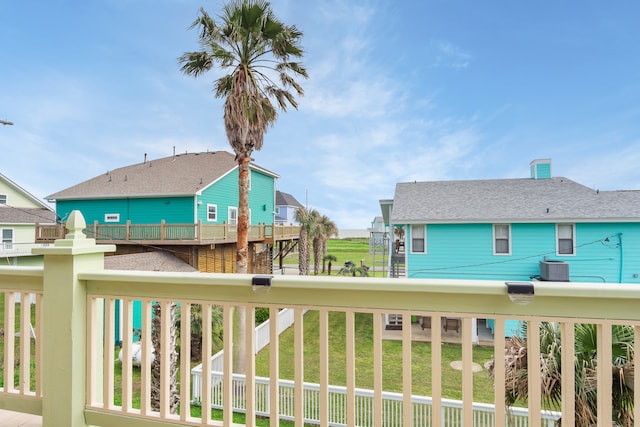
left=493, top=224, right=511, bottom=255
left=2, top=228, right=13, bottom=249
left=0, top=194, right=7, bottom=205
left=556, top=223, right=575, bottom=256
left=228, top=207, right=238, bottom=225
left=207, top=204, right=218, bottom=222
left=410, top=224, right=426, bottom=254
left=104, top=213, right=120, bottom=223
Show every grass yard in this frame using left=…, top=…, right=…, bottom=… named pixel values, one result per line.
left=284, top=238, right=383, bottom=276
left=255, top=310, right=496, bottom=403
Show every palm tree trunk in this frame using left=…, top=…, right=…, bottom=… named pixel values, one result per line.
left=236, top=155, right=250, bottom=274
left=234, top=155, right=251, bottom=375
left=299, top=230, right=309, bottom=275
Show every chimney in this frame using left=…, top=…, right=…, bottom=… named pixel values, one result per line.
left=530, top=159, right=552, bottom=179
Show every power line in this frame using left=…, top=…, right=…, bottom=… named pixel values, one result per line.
left=407, top=235, right=620, bottom=277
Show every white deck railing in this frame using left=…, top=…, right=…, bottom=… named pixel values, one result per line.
left=1, top=210, right=640, bottom=426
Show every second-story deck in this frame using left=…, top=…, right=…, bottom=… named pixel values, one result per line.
left=4, top=211, right=640, bottom=427
left=35, top=221, right=300, bottom=246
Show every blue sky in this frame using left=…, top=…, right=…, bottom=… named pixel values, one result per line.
left=1, top=1, right=639, bottom=229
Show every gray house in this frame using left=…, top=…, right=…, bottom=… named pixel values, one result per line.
left=275, top=191, right=304, bottom=226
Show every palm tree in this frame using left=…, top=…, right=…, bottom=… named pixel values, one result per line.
left=179, top=0, right=307, bottom=275
left=323, top=254, right=337, bottom=275
left=318, top=215, right=338, bottom=274
left=490, top=322, right=634, bottom=426
left=150, top=302, right=179, bottom=413
left=180, top=0, right=307, bottom=375
left=295, top=207, right=318, bottom=275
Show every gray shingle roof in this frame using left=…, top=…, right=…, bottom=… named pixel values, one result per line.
left=391, top=177, right=640, bottom=223
left=104, top=251, right=198, bottom=272
left=276, top=191, right=303, bottom=208
left=47, top=151, right=277, bottom=200
left=0, top=206, right=57, bottom=224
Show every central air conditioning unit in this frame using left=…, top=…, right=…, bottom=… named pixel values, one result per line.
left=539, top=260, right=569, bottom=281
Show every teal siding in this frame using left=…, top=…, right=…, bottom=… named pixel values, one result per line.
left=196, top=168, right=275, bottom=225
left=56, top=197, right=195, bottom=225
left=57, top=167, right=275, bottom=227
left=249, top=170, right=276, bottom=224
left=405, top=222, right=640, bottom=284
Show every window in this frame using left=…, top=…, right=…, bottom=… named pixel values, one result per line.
left=557, top=224, right=575, bottom=255
left=2, top=228, right=13, bottom=249
left=493, top=224, right=511, bottom=255
left=228, top=207, right=238, bottom=225
left=411, top=225, right=426, bottom=253
left=105, top=213, right=120, bottom=223
left=207, top=204, right=217, bottom=222
left=0, top=194, right=6, bottom=205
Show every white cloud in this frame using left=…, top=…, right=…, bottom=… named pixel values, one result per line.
left=429, top=40, right=472, bottom=69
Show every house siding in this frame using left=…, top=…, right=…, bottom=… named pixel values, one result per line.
left=249, top=169, right=276, bottom=224
left=196, top=168, right=275, bottom=225
left=0, top=178, right=43, bottom=208
left=405, top=222, right=640, bottom=284
left=57, top=197, right=195, bottom=224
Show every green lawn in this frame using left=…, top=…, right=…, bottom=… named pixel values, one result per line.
left=255, top=310, right=496, bottom=403
left=285, top=238, right=385, bottom=276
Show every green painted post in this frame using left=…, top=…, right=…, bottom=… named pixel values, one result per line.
left=33, top=210, right=115, bottom=427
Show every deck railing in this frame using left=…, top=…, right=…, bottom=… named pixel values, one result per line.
left=35, top=221, right=300, bottom=244
left=3, top=210, right=640, bottom=426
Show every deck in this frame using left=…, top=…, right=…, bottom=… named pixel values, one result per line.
left=35, top=221, right=300, bottom=245
left=0, top=410, right=41, bottom=427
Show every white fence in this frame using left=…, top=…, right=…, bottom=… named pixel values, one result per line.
left=191, top=308, right=299, bottom=395
left=192, top=372, right=561, bottom=426
left=191, top=308, right=561, bottom=426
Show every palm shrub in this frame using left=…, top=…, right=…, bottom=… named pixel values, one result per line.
left=491, top=321, right=634, bottom=426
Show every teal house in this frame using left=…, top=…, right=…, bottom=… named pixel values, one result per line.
left=381, top=159, right=640, bottom=337
left=46, top=151, right=281, bottom=273
left=47, top=151, right=277, bottom=228
left=46, top=151, right=283, bottom=344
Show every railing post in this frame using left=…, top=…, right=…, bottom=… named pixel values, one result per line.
left=33, top=210, right=115, bottom=427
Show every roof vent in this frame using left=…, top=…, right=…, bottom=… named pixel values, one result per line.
left=539, top=260, right=569, bottom=281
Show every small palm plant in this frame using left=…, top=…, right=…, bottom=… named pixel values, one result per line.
left=490, top=321, right=634, bottom=426
left=323, top=254, right=337, bottom=275
left=338, top=260, right=370, bottom=277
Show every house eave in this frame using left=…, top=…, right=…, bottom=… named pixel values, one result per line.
left=391, top=217, right=640, bottom=225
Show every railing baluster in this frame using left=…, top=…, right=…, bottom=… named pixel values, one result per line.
left=179, top=302, right=191, bottom=421
left=346, top=310, right=356, bottom=427
left=121, top=299, right=133, bottom=412
left=19, top=292, right=31, bottom=395
left=140, top=299, right=152, bottom=415
left=269, top=305, right=280, bottom=427
left=462, top=316, right=473, bottom=426
left=561, top=321, right=576, bottom=426
left=103, top=298, right=115, bottom=409
left=35, top=292, right=43, bottom=397
left=223, top=304, right=233, bottom=426
left=527, top=319, right=541, bottom=426
left=402, top=311, right=412, bottom=427
left=4, top=292, right=16, bottom=393
left=245, top=305, right=256, bottom=427
left=596, top=322, right=613, bottom=426
left=373, top=311, right=383, bottom=427
left=159, top=300, right=171, bottom=417
left=431, top=313, right=442, bottom=427
left=319, top=309, right=329, bottom=427
left=202, top=304, right=212, bottom=424
left=294, top=308, right=304, bottom=426
left=493, top=317, right=506, bottom=427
